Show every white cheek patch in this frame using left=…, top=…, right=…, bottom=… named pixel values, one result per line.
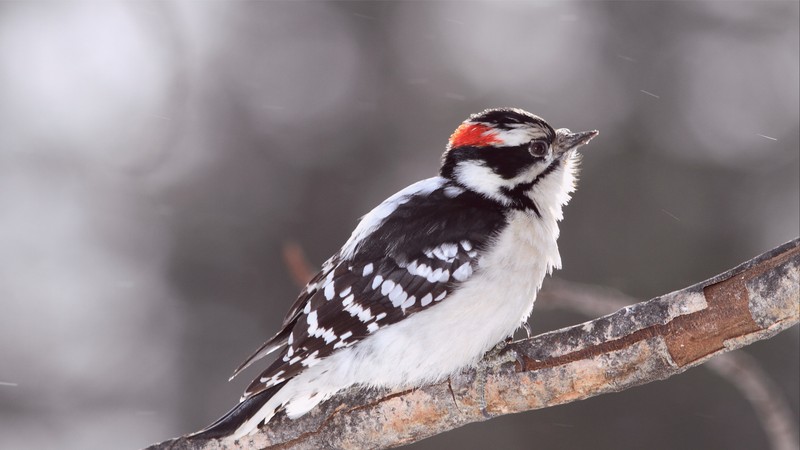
left=453, top=155, right=556, bottom=206
left=453, top=162, right=512, bottom=205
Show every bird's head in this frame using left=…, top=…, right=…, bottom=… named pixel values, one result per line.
left=440, top=108, right=597, bottom=210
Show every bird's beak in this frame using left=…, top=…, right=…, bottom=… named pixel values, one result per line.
left=554, top=129, right=599, bottom=154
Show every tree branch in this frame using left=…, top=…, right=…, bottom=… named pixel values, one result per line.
left=535, top=278, right=800, bottom=450
left=146, top=238, right=799, bottom=450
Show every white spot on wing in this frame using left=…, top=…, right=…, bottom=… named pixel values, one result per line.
left=367, top=323, right=379, bottom=333
left=452, top=263, right=473, bottom=281
left=324, top=282, right=335, bottom=300
left=362, top=263, right=374, bottom=276
left=344, top=301, right=366, bottom=318
left=357, top=307, right=373, bottom=322
left=320, top=328, right=337, bottom=344
left=371, top=275, right=383, bottom=290
left=381, top=279, right=395, bottom=295
left=427, top=268, right=443, bottom=283
left=343, top=300, right=373, bottom=322
left=261, top=370, right=285, bottom=385
left=420, top=293, right=433, bottom=306
left=307, top=310, right=318, bottom=334
left=388, top=284, right=407, bottom=306
left=407, top=260, right=418, bottom=276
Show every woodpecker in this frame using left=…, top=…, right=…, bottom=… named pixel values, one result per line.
left=197, top=108, right=598, bottom=440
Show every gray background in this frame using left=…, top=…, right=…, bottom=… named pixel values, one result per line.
left=0, top=1, right=797, bottom=449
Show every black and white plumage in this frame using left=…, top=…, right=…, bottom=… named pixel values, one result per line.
left=197, top=108, right=598, bottom=440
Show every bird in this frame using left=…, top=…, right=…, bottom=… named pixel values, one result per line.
left=196, top=107, right=598, bottom=441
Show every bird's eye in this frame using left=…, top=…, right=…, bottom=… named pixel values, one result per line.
left=529, top=141, right=549, bottom=158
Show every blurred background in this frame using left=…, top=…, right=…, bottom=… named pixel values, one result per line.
left=0, top=1, right=797, bottom=449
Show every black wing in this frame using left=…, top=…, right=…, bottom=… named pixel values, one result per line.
left=239, top=184, right=508, bottom=399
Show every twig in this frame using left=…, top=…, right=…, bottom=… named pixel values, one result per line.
left=707, top=352, right=800, bottom=450
left=281, top=242, right=315, bottom=287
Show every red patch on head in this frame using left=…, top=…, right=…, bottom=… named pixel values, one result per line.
left=448, top=123, right=501, bottom=148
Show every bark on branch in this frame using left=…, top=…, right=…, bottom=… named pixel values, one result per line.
left=147, top=238, right=800, bottom=450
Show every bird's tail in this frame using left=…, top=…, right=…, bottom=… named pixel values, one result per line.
left=189, top=380, right=288, bottom=441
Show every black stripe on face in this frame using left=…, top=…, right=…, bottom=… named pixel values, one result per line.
left=442, top=144, right=541, bottom=181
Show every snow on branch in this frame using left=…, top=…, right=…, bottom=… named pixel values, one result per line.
left=146, top=238, right=799, bottom=450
